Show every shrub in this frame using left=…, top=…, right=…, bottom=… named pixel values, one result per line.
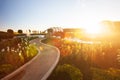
left=92, top=68, right=120, bottom=80
left=47, top=64, right=83, bottom=80
left=26, top=44, right=38, bottom=61
left=0, top=37, right=38, bottom=79
left=0, top=64, right=14, bottom=78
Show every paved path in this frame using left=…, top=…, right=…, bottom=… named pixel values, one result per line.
left=3, top=38, right=60, bottom=80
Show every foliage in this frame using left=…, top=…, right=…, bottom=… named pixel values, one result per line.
left=0, top=31, right=14, bottom=40
left=18, top=29, right=23, bottom=34
left=44, top=38, right=120, bottom=80
left=26, top=44, right=38, bottom=60
left=0, top=37, right=38, bottom=79
left=92, top=68, right=120, bottom=80
left=45, top=38, right=92, bottom=80
left=45, top=38, right=120, bottom=69
left=0, top=38, right=21, bottom=50
left=116, top=49, right=120, bottom=67
left=41, top=38, right=53, bottom=44
left=28, top=36, right=39, bottom=41
left=7, top=29, right=14, bottom=34
left=0, top=64, right=14, bottom=78
left=48, top=64, right=83, bottom=80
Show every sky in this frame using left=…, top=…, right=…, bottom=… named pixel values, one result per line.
left=0, top=0, right=120, bottom=32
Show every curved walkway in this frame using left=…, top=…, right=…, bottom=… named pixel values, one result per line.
left=1, top=38, right=60, bottom=80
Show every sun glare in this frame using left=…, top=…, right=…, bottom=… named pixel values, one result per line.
left=84, top=24, right=102, bottom=35
left=85, top=27, right=101, bottom=34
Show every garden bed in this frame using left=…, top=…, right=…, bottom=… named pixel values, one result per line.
left=0, top=37, right=38, bottom=79
left=43, top=38, right=120, bottom=80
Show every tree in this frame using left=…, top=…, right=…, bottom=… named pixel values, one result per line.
left=7, top=29, right=14, bottom=38
left=18, top=29, right=23, bottom=34
left=7, top=29, right=14, bottom=34
left=29, top=29, right=31, bottom=33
